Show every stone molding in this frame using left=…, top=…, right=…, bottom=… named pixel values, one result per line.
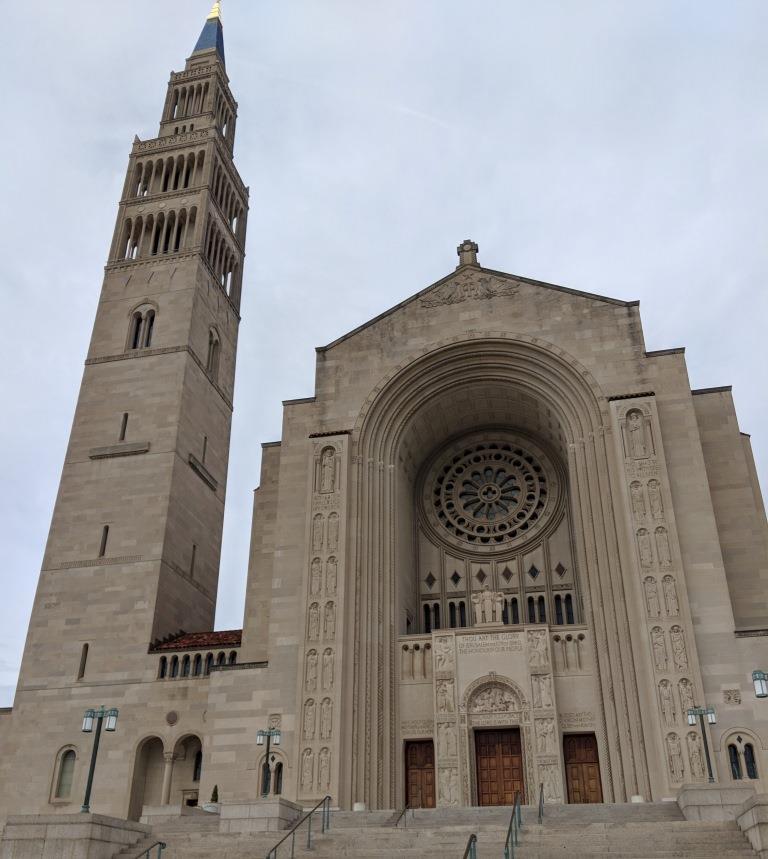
left=89, top=441, right=151, bottom=460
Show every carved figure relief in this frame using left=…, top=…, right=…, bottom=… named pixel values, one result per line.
left=541, top=763, right=560, bottom=801
left=687, top=732, right=705, bottom=779
left=472, top=586, right=504, bottom=624
left=322, top=649, right=334, bottom=690
left=651, top=627, right=668, bottom=672
left=312, top=514, right=324, bottom=553
left=436, top=680, right=455, bottom=714
left=303, top=700, right=316, bottom=740
left=663, top=576, right=680, bottom=617
left=326, top=557, right=337, bottom=595
left=678, top=679, right=695, bottom=714
left=532, top=674, right=554, bottom=709
left=439, top=768, right=460, bottom=805
left=648, top=480, right=664, bottom=519
left=268, top=714, right=282, bottom=731
left=320, top=698, right=333, bottom=740
left=631, top=482, right=646, bottom=519
left=644, top=577, right=661, bottom=618
left=301, top=749, right=314, bottom=790
left=324, top=602, right=336, bottom=640
left=310, top=558, right=322, bottom=596
left=655, top=527, right=672, bottom=567
left=723, top=689, right=742, bottom=705
left=318, top=747, right=331, bottom=790
left=320, top=447, right=337, bottom=494
left=667, top=733, right=684, bottom=782
left=308, top=603, right=320, bottom=641
left=659, top=680, right=676, bottom=725
left=471, top=684, right=521, bottom=714
left=627, top=409, right=649, bottom=459
left=434, top=637, right=454, bottom=671
left=421, top=271, right=518, bottom=308
left=327, top=513, right=339, bottom=553
left=437, top=722, right=458, bottom=758
left=528, top=630, right=549, bottom=668
left=536, top=718, right=556, bottom=754
left=670, top=626, right=688, bottom=670
left=637, top=529, right=654, bottom=568
left=305, top=650, right=318, bottom=692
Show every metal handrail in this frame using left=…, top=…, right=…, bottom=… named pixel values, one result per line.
left=503, top=791, right=523, bottom=859
left=265, top=795, right=332, bottom=858
left=393, top=805, right=411, bottom=828
left=136, top=843, right=166, bottom=859
left=462, top=833, right=478, bottom=859
left=537, top=782, right=544, bottom=824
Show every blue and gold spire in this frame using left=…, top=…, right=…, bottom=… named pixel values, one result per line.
left=193, top=1, right=225, bottom=64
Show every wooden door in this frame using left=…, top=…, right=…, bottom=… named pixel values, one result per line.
left=405, top=741, right=436, bottom=808
left=564, top=734, right=603, bottom=804
left=475, top=729, right=525, bottom=806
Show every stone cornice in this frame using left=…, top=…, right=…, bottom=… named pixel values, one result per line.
left=89, top=441, right=150, bottom=460
left=188, top=453, right=218, bottom=491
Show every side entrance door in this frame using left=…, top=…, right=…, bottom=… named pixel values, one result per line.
left=405, top=740, right=436, bottom=808
left=475, top=728, right=525, bottom=806
left=564, top=733, right=603, bottom=804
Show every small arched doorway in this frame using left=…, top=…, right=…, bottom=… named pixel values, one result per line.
left=171, top=735, right=204, bottom=808
left=128, top=737, right=165, bottom=821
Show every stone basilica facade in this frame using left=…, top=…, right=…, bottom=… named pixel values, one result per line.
left=1, top=4, right=767, bottom=825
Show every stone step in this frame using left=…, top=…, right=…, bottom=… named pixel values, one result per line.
left=113, top=836, right=167, bottom=858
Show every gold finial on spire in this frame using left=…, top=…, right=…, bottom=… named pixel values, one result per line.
left=207, top=1, right=222, bottom=20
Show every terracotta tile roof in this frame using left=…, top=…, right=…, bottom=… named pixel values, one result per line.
left=152, top=629, right=242, bottom=652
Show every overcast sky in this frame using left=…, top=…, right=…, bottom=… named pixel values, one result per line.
left=0, top=0, right=765, bottom=707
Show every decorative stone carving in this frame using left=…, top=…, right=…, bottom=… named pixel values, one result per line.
left=631, top=482, right=646, bottom=519
left=327, top=513, right=339, bottom=552
left=644, top=577, right=661, bottom=618
left=627, top=409, right=650, bottom=459
left=651, top=627, right=668, bottom=672
left=318, top=747, right=331, bottom=789
left=301, top=749, right=314, bottom=790
left=320, top=447, right=337, bottom=494
left=637, top=529, right=654, bottom=568
left=532, top=674, right=554, bottom=709
left=305, top=650, right=318, bottom=692
left=723, top=689, right=742, bottom=705
left=471, top=684, right=521, bottom=714
left=420, top=271, right=518, bottom=309
left=268, top=714, right=282, bottom=731
left=303, top=700, right=316, bottom=740
left=655, top=527, right=672, bottom=567
left=687, top=731, right=706, bottom=779
left=436, top=680, right=455, bottom=714
left=540, top=762, right=560, bottom=801
left=648, top=480, right=664, bottom=519
left=310, top=558, right=322, bottom=595
left=528, top=630, right=549, bottom=669
left=308, top=603, right=320, bottom=641
left=437, top=722, right=458, bottom=758
left=670, top=626, right=688, bottom=670
left=324, top=602, right=336, bottom=640
left=434, top=637, right=454, bottom=671
left=320, top=698, right=333, bottom=740
left=536, top=718, right=556, bottom=754
left=472, top=586, right=504, bottom=625
left=326, top=557, right=337, bottom=595
left=663, top=576, right=680, bottom=617
left=322, top=648, right=334, bottom=690
left=667, top=733, right=684, bottom=782
left=659, top=680, right=676, bottom=725
left=678, top=679, right=695, bottom=714
left=312, top=514, right=324, bottom=553
left=439, top=767, right=460, bottom=805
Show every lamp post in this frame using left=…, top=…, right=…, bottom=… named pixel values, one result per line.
left=686, top=706, right=716, bottom=784
left=256, top=729, right=281, bottom=796
left=80, top=706, right=119, bottom=813
left=753, top=671, right=768, bottom=699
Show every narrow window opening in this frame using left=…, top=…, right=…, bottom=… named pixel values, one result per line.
left=511, top=597, right=520, bottom=625
left=449, top=602, right=457, bottom=629
left=181, top=655, right=191, bottom=677
left=274, top=762, right=283, bottom=795
left=423, top=604, right=432, bottom=634
left=202, top=435, right=208, bottom=464
left=205, top=653, right=213, bottom=675
left=193, top=750, right=203, bottom=782
left=119, top=413, right=129, bottom=442
left=98, top=525, right=109, bottom=558
left=229, top=651, right=237, bottom=665
left=565, top=594, right=575, bottom=625
left=77, top=643, right=89, bottom=680
left=459, top=601, right=467, bottom=628
left=193, top=654, right=202, bottom=676
left=170, top=656, right=179, bottom=678
left=501, top=600, right=509, bottom=625
left=55, top=750, right=76, bottom=800
left=432, top=604, right=440, bottom=631
left=158, top=656, right=168, bottom=679
left=143, top=311, right=155, bottom=347
left=527, top=596, right=536, bottom=624
left=130, top=313, right=143, bottom=350
left=745, top=744, right=759, bottom=780
left=190, top=544, right=197, bottom=578
left=216, top=652, right=226, bottom=666
left=555, top=595, right=564, bottom=626
left=729, top=744, right=743, bottom=780
left=538, top=595, right=547, bottom=624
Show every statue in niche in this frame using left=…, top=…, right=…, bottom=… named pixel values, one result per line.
left=637, top=529, right=654, bottom=568
left=436, top=680, right=455, bottom=714
left=318, top=747, right=331, bottom=789
left=326, top=557, right=337, bottom=595
left=310, top=558, right=322, bottom=595
left=644, top=577, right=661, bottom=618
left=536, top=718, right=555, bottom=754
left=541, top=763, right=559, bottom=801
left=320, top=698, right=333, bottom=740
left=670, top=626, right=688, bottom=670
left=631, top=482, right=646, bottom=519
left=667, top=733, right=684, bottom=782
left=308, top=603, right=320, bottom=641
left=303, top=700, right=316, bottom=740
left=659, top=680, right=675, bottom=725
left=655, top=527, right=672, bottom=567
left=472, top=586, right=502, bottom=624
left=663, top=576, right=680, bottom=616
left=312, top=514, right=324, bottom=553
left=651, top=627, right=668, bottom=672
left=687, top=732, right=705, bottom=779
left=528, top=630, right=549, bottom=668
left=434, top=637, right=454, bottom=671
left=305, top=650, right=318, bottom=692
left=533, top=674, right=553, bottom=709
left=320, top=447, right=336, bottom=494
left=323, top=648, right=335, bottom=690
left=678, top=679, right=694, bottom=714
left=627, top=410, right=649, bottom=459
left=301, top=749, right=314, bottom=790
left=648, top=480, right=664, bottom=519
left=327, top=513, right=339, bottom=553
left=324, top=602, right=336, bottom=640
left=437, top=722, right=458, bottom=758
left=439, top=768, right=459, bottom=805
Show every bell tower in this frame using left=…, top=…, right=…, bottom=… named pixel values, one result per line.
left=17, top=1, right=248, bottom=688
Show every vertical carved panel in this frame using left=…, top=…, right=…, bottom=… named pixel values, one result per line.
left=432, top=634, right=461, bottom=807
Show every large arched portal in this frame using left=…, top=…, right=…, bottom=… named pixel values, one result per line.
left=342, top=334, right=653, bottom=810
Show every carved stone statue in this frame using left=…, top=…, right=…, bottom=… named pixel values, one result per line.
left=326, top=557, right=337, bottom=595
left=308, top=603, right=320, bottom=641
left=437, top=722, right=457, bottom=758
left=644, top=577, right=661, bottom=618
left=533, top=674, right=553, bottom=709
left=320, top=448, right=336, bottom=494
left=667, top=733, right=684, bottom=782
left=659, top=680, right=675, bottom=725
left=312, top=514, right=324, bottom=552
left=301, top=749, right=314, bottom=789
left=631, top=482, right=646, bottom=519
left=324, top=602, right=336, bottom=639
left=320, top=698, right=333, bottom=740
left=327, top=513, right=339, bottom=552
left=318, top=747, right=331, bottom=789
left=528, top=630, right=549, bottom=668
left=678, top=678, right=695, bottom=713
left=310, top=558, right=322, bottom=595
left=627, top=410, right=648, bottom=459
left=434, top=637, right=454, bottom=671
left=637, top=529, right=654, bottom=568
left=303, top=700, right=316, bottom=740
left=687, top=732, right=705, bottom=779
left=655, top=527, right=672, bottom=567
left=663, top=576, right=680, bottom=616
left=648, top=480, right=664, bottom=519
left=670, top=626, right=688, bottom=670
left=439, top=768, right=459, bottom=805
left=305, top=650, right=318, bottom=692
left=472, top=586, right=503, bottom=625
left=536, top=718, right=555, bottom=754
left=541, top=763, right=559, bottom=801
left=322, top=648, right=334, bottom=690
left=651, top=627, right=667, bottom=672
left=436, top=680, right=455, bottom=714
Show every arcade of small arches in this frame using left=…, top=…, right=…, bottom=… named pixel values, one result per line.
left=164, top=78, right=236, bottom=144
left=156, top=649, right=238, bottom=680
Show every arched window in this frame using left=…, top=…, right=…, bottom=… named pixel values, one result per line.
left=193, top=750, right=203, bottom=782
left=216, top=652, right=226, bottom=666
left=432, top=603, right=440, bottom=631
left=511, top=597, right=520, bottom=625
left=537, top=596, right=547, bottom=624
left=193, top=654, right=202, bottom=676
left=261, top=760, right=271, bottom=796
left=745, top=744, right=759, bottom=780
left=129, top=313, right=143, bottom=350
left=77, top=643, right=89, bottom=680
left=143, top=310, right=155, bottom=348
left=729, top=744, right=743, bottom=780
left=449, top=602, right=457, bottom=629
left=54, top=749, right=76, bottom=800
left=181, top=655, right=191, bottom=677
left=205, top=653, right=214, bottom=675
left=170, top=656, right=179, bottom=678
left=128, top=307, right=157, bottom=351
left=565, top=594, right=575, bottom=625
left=273, top=762, right=284, bottom=795
left=555, top=595, right=564, bottom=626
left=423, top=604, right=432, bottom=634
left=459, top=601, right=467, bottom=628
left=501, top=600, right=509, bottom=625
left=229, top=651, right=237, bottom=665
left=527, top=596, right=536, bottom=624
left=158, top=656, right=168, bottom=679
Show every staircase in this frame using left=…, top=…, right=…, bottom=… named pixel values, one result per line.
left=139, top=802, right=757, bottom=858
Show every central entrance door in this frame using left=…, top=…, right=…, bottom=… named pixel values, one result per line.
left=564, top=733, right=603, bottom=804
left=405, top=740, right=436, bottom=808
left=475, top=728, right=525, bottom=806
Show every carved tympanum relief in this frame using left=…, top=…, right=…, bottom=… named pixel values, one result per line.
left=420, top=270, right=518, bottom=309
left=471, top=684, right=521, bottom=714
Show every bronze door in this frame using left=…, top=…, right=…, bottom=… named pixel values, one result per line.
left=564, top=733, right=603, bottom=804
left=405, top=741, right=436, bottom=809
left=475, top=729, right=525, bottom=806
